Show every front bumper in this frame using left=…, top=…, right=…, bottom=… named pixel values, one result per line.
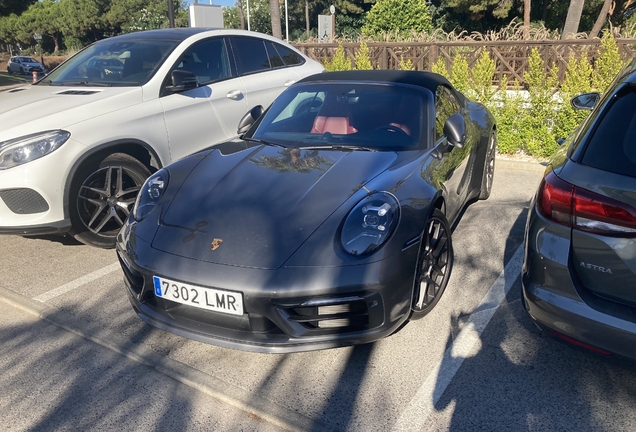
left=0, top=138, right=85, bottom=235
left=522, top=202, right=636, bottom=360
left=116, top=225, right=419, bottom=353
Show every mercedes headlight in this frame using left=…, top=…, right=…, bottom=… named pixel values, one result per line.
left=133, top=169, right=169, bottom=221
left=340, top=192, right=400, bottom=256
left=0, top=130, right=70, bottom=170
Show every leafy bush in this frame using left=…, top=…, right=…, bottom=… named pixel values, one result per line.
left=431, top=56, right=448, bottom=78
left=450, top=54, right=469, bottom=94
left=519, top=48, right=559, bottom=158
left=362, top=0, right=433, bottom=37
left=354, top=41, right=372, bottom=70
left=553, top=54, right=592, bottom=141
left=471, top=50, right=496, bottom=107
left=399, top=57, right=414, bottom=71
left=593, top=31, right=625, bottom=94
left=494, top=76, right=526, bottom=154
left=324, top=43, right=352, bottom=71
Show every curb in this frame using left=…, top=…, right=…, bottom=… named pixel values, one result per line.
left=495, top=156, right=547, bottom=173
left=0, top=286, right=334, bottom=432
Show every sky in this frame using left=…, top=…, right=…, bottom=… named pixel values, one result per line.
left=187, top=0, right=236, bottom=8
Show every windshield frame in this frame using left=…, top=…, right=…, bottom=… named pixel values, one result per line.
left=248, top=81, right=432, bottom=152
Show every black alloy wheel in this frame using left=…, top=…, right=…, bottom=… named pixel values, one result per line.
left=479, top=130, right=497, bottom=200
left=411, top=209, right=453, bottom=320
left=70, top=153, right=150, bottom=248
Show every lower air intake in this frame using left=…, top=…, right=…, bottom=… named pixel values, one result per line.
left=0, top=188, right=49, bottom=214
left=287, top=298, right=370, bottom=330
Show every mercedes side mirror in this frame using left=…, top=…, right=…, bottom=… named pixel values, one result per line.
left=165, top=70, right=198, bottom=93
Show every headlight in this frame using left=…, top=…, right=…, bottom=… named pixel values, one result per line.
left=133, top=169, right=169, bottom=221
left=340, top=191, right=400, bottom=256
left=0, top=130, right=70, bottom=170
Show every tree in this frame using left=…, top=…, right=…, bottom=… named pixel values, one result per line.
left=562, top=0, right=585, bottom=39
left=0, top=0, right=37, bottom=17
left=523, top=0, right=530, bottom=39
left=362, top=0, right=432, bottom=36
left=40, top=0, right=65, bottom=52
left=269, top=0, right=282, bottom=39
left=445, top=0, right=514, bottom=20
left=224, top=0, right=273, bottom=34
left=20, top=0, right=65, bottom=52
left=60, top=0, right=110, bottom=40
left=589, top=0, right=613, bottom=38
left=0, top=14, right=18, bottom=50
left=237, top=0, right=245, bottom=30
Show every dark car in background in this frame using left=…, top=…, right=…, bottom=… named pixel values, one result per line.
left=85, top=57, right=124, bottom=79
left=523, top=59, right=636, bottom=359
left=116, top=70, right=497, bottom=353
left=6, top=56, right=46, bottom=75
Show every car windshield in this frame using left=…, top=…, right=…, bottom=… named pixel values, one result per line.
left=44, top=38, right=179, bottom=86
left=18, top=57, right=37, bottom=63
left=251, top=82, right=429, bottom=151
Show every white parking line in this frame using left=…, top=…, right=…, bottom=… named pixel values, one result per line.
left=33, top=262, right=121, bottom=302
left=391, top=245, right=525, bottom=432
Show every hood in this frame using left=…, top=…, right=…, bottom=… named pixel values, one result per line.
left=151, top=145, right=399, bottom=269
left=0, top=85, right=142, bottom=141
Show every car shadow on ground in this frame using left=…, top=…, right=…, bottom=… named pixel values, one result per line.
left=0, top=310, right=199, bottom=430
left=21, top=233, right=84, bottom=246
left=432, top=211, right=636, bottom=431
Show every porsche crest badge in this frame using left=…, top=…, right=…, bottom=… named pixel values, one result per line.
left=210, top=238, right=223, bottom=251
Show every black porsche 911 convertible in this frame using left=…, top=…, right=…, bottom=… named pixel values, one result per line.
left=116, top=70, right=497, bottom=353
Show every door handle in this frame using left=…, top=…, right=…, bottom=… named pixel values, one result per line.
left=284, top=79, right=296, bottom=87
left=226, top=89, right=243, bottom=100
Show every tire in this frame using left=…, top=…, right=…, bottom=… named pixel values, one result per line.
left=479, top=130, right=497, bottom=200
left=410, top=209, right=454, bottom=320
left=19, top=67, right=24, bottom=75
left=69, top=153, right=151, bottom=248
left=7, top=66, right=12, bottom=74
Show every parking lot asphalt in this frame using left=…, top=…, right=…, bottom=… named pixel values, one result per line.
left=0, top=299, right=287, bottom=432
left=3, top=158, right=636, bottom=431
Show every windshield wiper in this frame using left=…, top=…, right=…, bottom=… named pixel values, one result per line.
left=242, top=137, right=289, bottom=149
left=296, top=144, right=377, bottom=152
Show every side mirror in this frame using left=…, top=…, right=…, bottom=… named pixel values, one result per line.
left=571, top=92, right=599, bottom=110
left=165, top=70, right=198, bottom=93
left=237, top=105, right=264, bottom=135
left=444, top=113, right=466, bottom=148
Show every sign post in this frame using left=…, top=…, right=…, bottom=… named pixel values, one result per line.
left=318, top=6, right=335, bottom=43
left=330, top=5, right=335, bottom=43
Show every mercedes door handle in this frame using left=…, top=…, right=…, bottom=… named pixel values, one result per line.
left=226, top=90, right=243, bottom=100
left=284, top=79, right=296, bottom=87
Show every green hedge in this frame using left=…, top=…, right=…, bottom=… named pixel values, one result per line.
left=323, top=32, right=626, bottom=159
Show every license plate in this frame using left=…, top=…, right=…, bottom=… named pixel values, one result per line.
left=152, top=276, right=244, bottom=316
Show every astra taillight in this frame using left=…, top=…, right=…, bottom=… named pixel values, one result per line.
left=537, top=171, right=636, bottom=236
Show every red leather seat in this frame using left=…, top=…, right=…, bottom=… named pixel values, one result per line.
left=311, top=116, right=358, bottom=134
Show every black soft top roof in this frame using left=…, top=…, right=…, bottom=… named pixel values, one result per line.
left=299, top=70, right=456, bottom=94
